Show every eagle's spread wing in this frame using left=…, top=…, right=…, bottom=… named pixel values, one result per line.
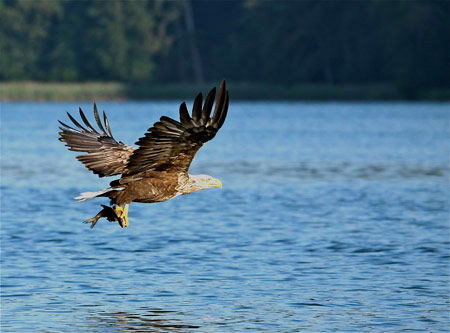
left=58, top=104, right=135, bottom=177
left=126, top=80, right=229, bottom=175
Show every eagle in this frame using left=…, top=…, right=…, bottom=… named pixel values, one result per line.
left=58, top=81, right=229, bottom=228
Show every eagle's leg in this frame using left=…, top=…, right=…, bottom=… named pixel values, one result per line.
left=113, top=204, right=130, bottom=228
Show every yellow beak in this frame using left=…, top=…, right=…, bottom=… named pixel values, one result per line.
left=210, top=178, right=223, bottom=188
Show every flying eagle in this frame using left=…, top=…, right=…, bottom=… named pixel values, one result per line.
left=58, top=81, right=229, bottom=228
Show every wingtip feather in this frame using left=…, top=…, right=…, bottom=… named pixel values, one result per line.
left=215, top=91, right=228, bottom=129
left=93, top=103, right=107, bottom=135
left=201, top=87, right=216, bottom=124
left=79, top=107, right=99, bottom=134
left=179, top=102, right=191, bottom=126
left=103, top=111, right=114, bottom=138
left=192, top=92, right=203, bottom=122
left=68, top=111, right=89, bottom=132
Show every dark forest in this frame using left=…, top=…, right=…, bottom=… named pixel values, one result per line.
left=1, top=0, right=448, bottom=99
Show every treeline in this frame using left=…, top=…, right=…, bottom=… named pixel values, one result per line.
left=0, top=0, right=448, bottom=99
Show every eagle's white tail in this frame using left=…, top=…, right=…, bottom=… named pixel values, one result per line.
left=74, top=187, right=124, bottom=203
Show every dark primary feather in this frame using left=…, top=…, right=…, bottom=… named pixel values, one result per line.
left=58, top=103, right=135, bottom=177
left=126, top=80, right=229, bottom=175
left=59, top=81, right=229, bottom=179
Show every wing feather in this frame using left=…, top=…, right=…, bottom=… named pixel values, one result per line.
left=126, top=81, right=229, bottom=175
left=179, top=102, right=192, bottom=127
left=192, top=93, right=203, bottom=122
left=58, top=104, right=135, bottom=177
left=217, top=91, right=229, bottom=129
left=93, top=105, right=107, bottom=135
left=103, top=111, right=114, bottom=137
left=79, top=108, right=98, bottom=134
left=201, top=87, right=216, bottom=124
left=67, top=112, right=89, bottom=132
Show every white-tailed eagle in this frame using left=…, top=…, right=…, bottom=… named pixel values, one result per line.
left=58, top=81, right=229, bottom=228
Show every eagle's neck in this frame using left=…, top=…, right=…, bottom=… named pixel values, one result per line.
left=175, top=174, right=195, bottom=195
left=176, top=174, right=205, bottom=195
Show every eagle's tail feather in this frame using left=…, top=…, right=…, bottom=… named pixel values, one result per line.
left=74, top=187, right=124, bottom=203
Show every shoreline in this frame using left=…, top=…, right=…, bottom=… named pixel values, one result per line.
left=1, top=81, right=448, bottom=101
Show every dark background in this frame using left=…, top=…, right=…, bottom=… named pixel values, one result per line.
left=1, top=0, right=449, bottom=99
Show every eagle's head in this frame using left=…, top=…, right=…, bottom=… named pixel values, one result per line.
left=187, top=174, right=223, bottom=193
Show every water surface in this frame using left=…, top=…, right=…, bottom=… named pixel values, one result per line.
left=1, top=101, right=449, bottom=331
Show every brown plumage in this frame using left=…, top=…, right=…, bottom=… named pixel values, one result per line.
left=59, top=81, right=229, bottom=228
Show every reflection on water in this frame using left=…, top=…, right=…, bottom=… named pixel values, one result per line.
left=88, top=308, right=200, bottom=331
left=1, top=101, right=449, bottom=331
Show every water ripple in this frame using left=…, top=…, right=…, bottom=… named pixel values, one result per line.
left=1, top=102, right=448, bottom=332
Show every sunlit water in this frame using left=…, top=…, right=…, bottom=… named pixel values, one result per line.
left=1, top=101, right=448, bottom=332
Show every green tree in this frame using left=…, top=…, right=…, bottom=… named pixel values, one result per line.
left=374, top=0, right=450, bottom=97
left=66, top=0, right=180, bottom=83
left=0, top=0, right=63, bottom=80
left=0, top=0, right=180, bottom=83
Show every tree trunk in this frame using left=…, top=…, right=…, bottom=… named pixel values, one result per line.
left=182, top=0, right=204, bottom=84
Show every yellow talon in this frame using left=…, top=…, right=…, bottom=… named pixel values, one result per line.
left=113, top=204, right=130, bottom=228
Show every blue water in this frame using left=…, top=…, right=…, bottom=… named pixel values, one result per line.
left=1, top=101, right=449, bottom=331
